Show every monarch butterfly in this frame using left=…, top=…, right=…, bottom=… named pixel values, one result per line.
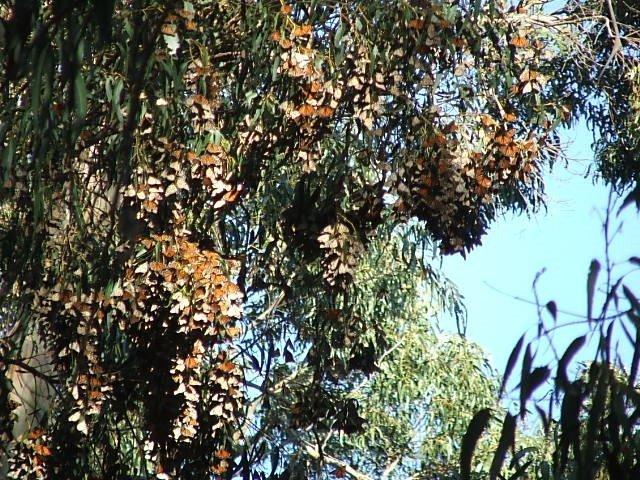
left=211, top=462, right=229, bottom=474
left=279, top=38, right=293, bottom=50
left=217, top=361, right=236, bottom=373
left=292, top=24, right=312, bottom=37
left=206, top=143, right=224, bottom=154
left=185, top=356, right=199, bottom=369
left=503, top=111, right=517, bottom=122
left=215, top=449, right=232, bottom=460
left=510, top=36, right=529, bottom=48
left=494, top=129, right=516, bottom=145
left=481, top=114, right=497, bottom=127
left=499, top=143, right=519, bottom=157
left=316, top=106, right=334, bottom=118
left=476, top=175, right=492, bottom=188
left=297, top=104, right=315, bottom=116
left=519, top=68, right=539, bottom=82
left=309, top=81, right=323, bottom=93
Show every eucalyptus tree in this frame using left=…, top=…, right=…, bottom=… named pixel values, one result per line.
left=0, top=0, right=638, bottom=479
left=458, top=1, right=640, bottom=479
left=243, top=226, right=506, bottom=479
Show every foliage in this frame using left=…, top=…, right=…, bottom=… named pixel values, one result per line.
left=0, top=0, right=638, bottom=479
left=563, top=0, right=640, bottom=188
left=466, top=199, right=640, bottom=480
left=245, top=228, right=503, bottom=479
left=457, top=2, right=640, bottom=479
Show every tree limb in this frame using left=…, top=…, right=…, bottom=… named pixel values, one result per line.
left=302, top=439, right=373, bottom=480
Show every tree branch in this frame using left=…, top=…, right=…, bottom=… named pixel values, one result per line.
left=302, top=439, right=373, bottom=480
left=1, top=356, right=63, bottom=399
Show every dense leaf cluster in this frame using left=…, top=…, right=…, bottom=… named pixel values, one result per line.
left=0, top=0, right=638, bottom=479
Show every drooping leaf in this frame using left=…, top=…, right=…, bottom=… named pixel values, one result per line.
left=500, top=334, right=525, bottom=395
left=460, top=408, right=492, bottom=480
left=73, top=72, right=87, bottom=121
left=545, top=300, right=557, bottom=321
left=587, top=259, right=601, bottom=322
left=489, top=412, right=516, bottom=480
left=623, top=285, right=640, bottom=314
left=521, top=366, right=550, bottom=419
left=557, top=335, right=586, bottom=392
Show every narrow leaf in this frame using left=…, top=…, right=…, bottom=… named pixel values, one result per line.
left=500, top=334, right=525, bottom=395
left=557, top=336, right=586, bottom=392
left=620, top=184, right=640, bottom=211
left=623, top=285, right=640, bottom=314
left=510, top=447, right=537, bottom=469
left=535, top=405, right=550, bottom=434
left=74, top=73, right=87, bottom=120
left=489, top=413, right=516, bottom=480
left=507, top=460, right=534, bottom=480
left=521, top=367, right=550, bottom=419
left=587, top=260, right=600, bottom=322
left=519, top=344, right=533, bottom=418
left=559, top=389, right=581, bottom=472
left=630, top=314, right=640, bottom=387
left=460, top=408, right=492, bottom=480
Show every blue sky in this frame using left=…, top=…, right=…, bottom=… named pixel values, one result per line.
left=440, top=122, right=640, bottom=375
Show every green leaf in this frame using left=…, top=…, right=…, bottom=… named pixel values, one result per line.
left=460, top=408, right=492, bottom=480
left=112, top=78, right=124, bottom=125
left=334, top=22, right=344, bottom=47
left=489, top=413, right=516, bottom=480
left=521, top=363, right=550, bottom=419
left=623, top=285, right=640, bottom=314
left=559, top=389, right=581, bottom=471
left=30, top=47, right=49, bottom=114
left=74, top=72, right=87, bottom=120
left=1, top=138, right=16, bottom=183
left=500, top=334, right=525, bottom=395
left=587, top=259, right=600, bottom=322
left=557, top=335, right=586, bottom=392
left=509, top=447, right=537, bottom=469
left=630, top=316, right=640, bottom=387
left=620, top=183, right=640, bottom=211
left=507, top=459, right=533, bottom=480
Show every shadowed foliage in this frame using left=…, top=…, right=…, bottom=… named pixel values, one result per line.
left=0, top=0, right=638, bottom=479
